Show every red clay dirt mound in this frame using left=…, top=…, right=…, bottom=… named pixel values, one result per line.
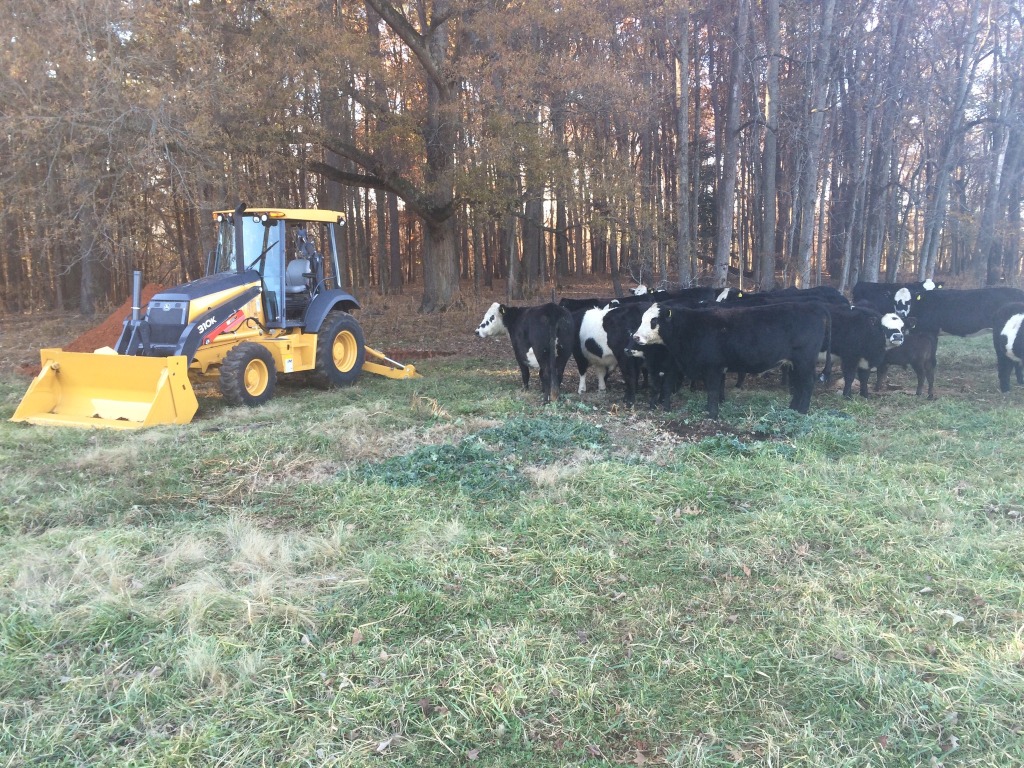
left=15, top=285, right=165, bottom=377
left=65, top=284, right=166, bottom=353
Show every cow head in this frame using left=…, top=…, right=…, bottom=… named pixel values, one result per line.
left=894, top=287, right=912, bottom=317
left=633, top=283, right=649, bottom=296
left=922, top=278, right=936, bottom=291
left=881, top=312, right=905, bottom=348
left=475, top=302, right=507, bottom=338
left=632, top=303, right=665, bottom=345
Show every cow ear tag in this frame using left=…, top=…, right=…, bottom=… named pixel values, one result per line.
left=667, top=309, right=672, bottom=318
left=738, top=291, right=743, bottom=297
left=916, top=294, right=921, bottom=300
left=500, top=306, right=505, bottom=314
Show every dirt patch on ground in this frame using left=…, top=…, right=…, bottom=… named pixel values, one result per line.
left=64, top=284, right=166, bottom=353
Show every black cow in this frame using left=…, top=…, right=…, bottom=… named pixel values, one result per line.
left=561, top=286, right=725, bottom=314
left=574, top=303, right=650, bottom=404
left=475, top=302, right=574, bottom=404
left=717, top=286, right=850, bottom=311
left=631, top=302, right=831, bottom=418
left=853, top=279, right=942, bottom=316
left=876, top=328, right=938, bottom=399
left=823, top=307, right=906, bottom=397
left=992, top=302, right=1024, bottom=392
left=906, top=286, right=1024, bottom=336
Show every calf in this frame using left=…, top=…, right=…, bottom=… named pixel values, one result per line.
left=854, top=279, right=941, bottom=316
left=823, top=307, right=905, bottom=397
left=992, top=302, right=1024, bottom=392
left=631, top=302, right=830, bottom=419
left=876, top=328, right=938, bottom=399
left=475, top=302, right=574, bottom=404
left=575, top=303, right=649, bottom=404
left=906, top=286, right=1024, bottom=336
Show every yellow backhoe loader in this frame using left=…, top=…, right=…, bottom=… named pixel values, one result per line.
left=12, top=204, right=418, bottom=429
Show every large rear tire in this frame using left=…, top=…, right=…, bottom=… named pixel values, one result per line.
left=314, top=311, right=365, bottom=387
left=221, top=342, right=277, bottom=407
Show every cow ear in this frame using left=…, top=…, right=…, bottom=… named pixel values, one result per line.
left=499, top=305, right=505, bottom=315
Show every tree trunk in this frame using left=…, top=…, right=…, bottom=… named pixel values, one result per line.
left=794, top=0, right=835, bottom=287
left=419, top=218, right=460, bottom=312
left=759, top=0, right=780, bottom=290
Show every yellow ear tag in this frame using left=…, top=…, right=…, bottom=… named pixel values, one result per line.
left=738, top=291, right=743, bottom=297
left=916, top=294, right=921, bottom=300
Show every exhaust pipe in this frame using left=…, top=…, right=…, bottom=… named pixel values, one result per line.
left=131, top=270, right=143, bottom=322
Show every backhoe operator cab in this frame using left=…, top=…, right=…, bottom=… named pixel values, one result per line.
left=209, top=206, right=355, bottom=329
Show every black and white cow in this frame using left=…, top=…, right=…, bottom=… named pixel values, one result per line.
left=475, top=302, right=574, bottom=404
left=823, top=306, right=905, bottom=397
left=853, top=279, right=941, bottom=317
left=876, top=328, right=938, bottom=399
left=574, top=303, right=650, bottom=404
left=631, top=302, right=831, bottom=418
left=905, top=286, right=1024, bottom=335
left=992, top=302, right=1024, bottom=393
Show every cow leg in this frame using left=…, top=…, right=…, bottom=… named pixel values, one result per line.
left=925, top=361, right=936, bottom=400
left=840, top=360, right=857, bottom=398
left=789, top=363, right=814, bottom=414
left=1016, top=361, right=1024, bottom=386
left=518, top=361, right=531, bottom=390
left=705, top=369, right=725, bottom=419
left=875, top=363, right=889, bottom=393
left=997, top=355, right=1014, bottom=393
left=857, top=368, right=872, bottom=398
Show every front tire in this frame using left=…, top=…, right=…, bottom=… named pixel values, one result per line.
left=221, top=342, right=277, bottom=407
left=314, top=311, right=365, bottom=387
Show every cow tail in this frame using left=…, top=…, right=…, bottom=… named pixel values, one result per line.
left=822, top=310, right=833, bottom=381
left=548, top=315, right=560, bottom=401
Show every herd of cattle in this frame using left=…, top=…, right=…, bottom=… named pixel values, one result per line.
left=474, top=280, right=1024, bottom=419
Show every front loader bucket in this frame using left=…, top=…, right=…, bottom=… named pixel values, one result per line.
left=11, top=349, right=199, bottom=429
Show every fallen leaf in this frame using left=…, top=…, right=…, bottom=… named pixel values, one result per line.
left=418, top=697, right=434, bottom=717
left=878, top=735, right=889, bottom=749
left=351, top=628, right=364, bottom=645
left=585, top=744, right=603, bottom=758
left=376, top=735, right=396, bottom=754
left=467, top=748, right=480, bottom=761
left=632, top=750, right=648, bottom=765
left=934, top=610, right=965, bottom=627
left=831, top=649, right=852, bottom=663
left=741, top=565, right=751, bottom=577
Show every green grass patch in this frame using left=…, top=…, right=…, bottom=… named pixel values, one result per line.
left=1, top=335, right=1023, bottom=766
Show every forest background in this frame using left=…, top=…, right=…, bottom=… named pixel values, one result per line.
left=1, top=0, right=1021, bottom=315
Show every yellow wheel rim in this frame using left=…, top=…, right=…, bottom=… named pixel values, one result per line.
left=333, top=330, right=359, bottom=372
left=243, top=358, right=269, bottom=396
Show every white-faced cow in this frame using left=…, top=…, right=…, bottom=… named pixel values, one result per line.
left=823, top=307, right=905, bottom=398
left=993, top=302, right=1024, bottom=393
left=906, top=286, right=1024, bottom=335
left=631, top=302, right=830, bottom=419
left=475, top=302, right=574, bottom=404
left=876, top=328, right=938, bottom=399
left=574, top=303, right=650, bottom=404
left=854, top=279, right=941, bottom=317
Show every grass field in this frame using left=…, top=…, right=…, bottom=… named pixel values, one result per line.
left=1, top=316, right=1023, bottom=766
